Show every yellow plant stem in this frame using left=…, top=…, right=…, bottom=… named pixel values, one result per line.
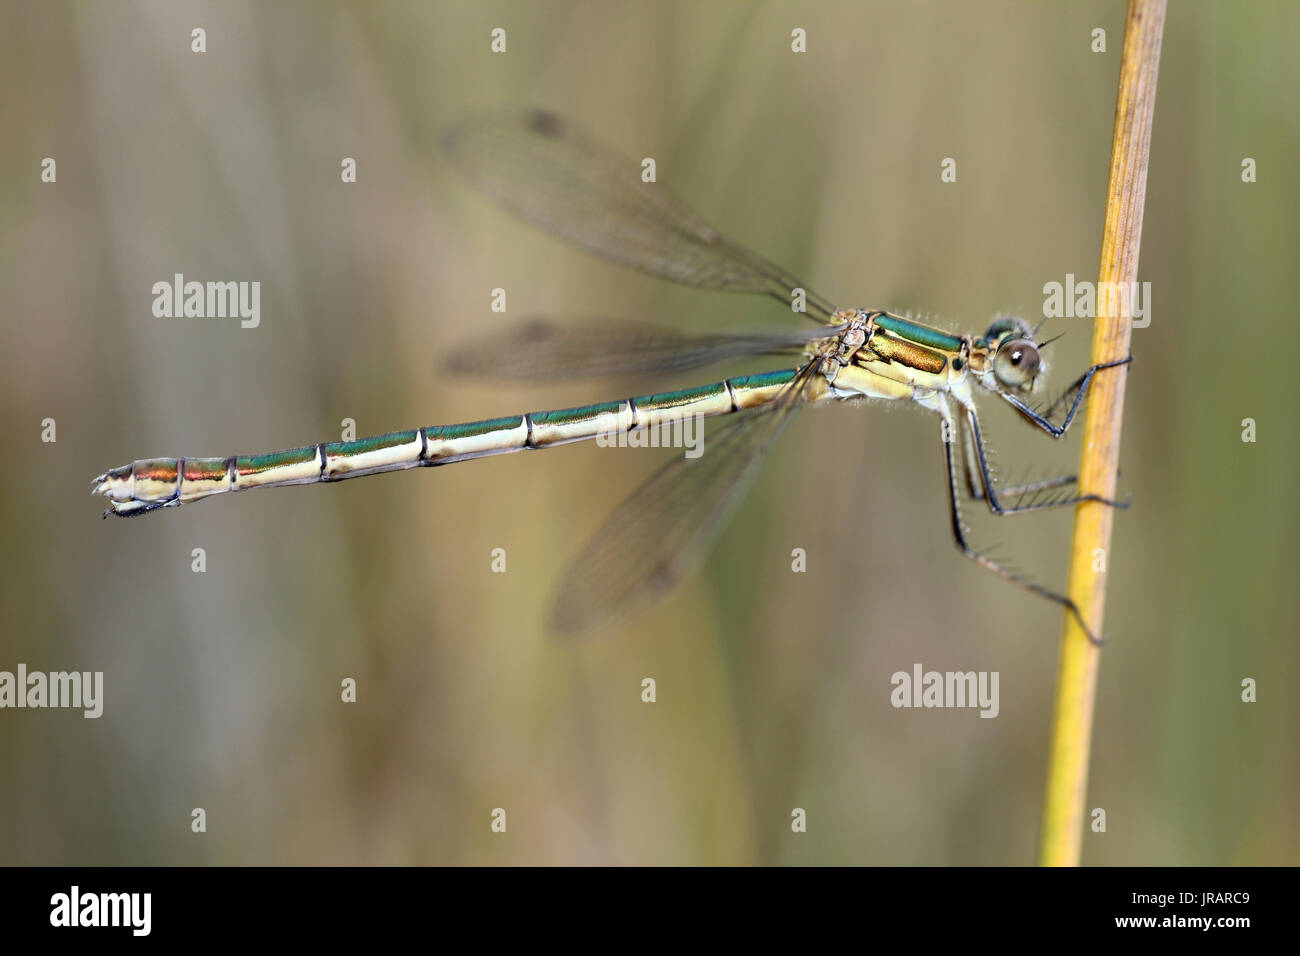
left=1040, top=0, right=1166, bottom=867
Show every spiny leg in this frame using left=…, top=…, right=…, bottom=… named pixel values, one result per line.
left=1039, top=353, right=1136, bottom=420
left=996, top=355, right=1133, bottom=437
left=964, top=404, right=1130, bottom=516
left=959, top=413, right=1081, bottom=502
left=999, top=470, right=1133, bottom=498
left=961, top=357, right=1134, bottom=505
left=997, top=474, right=1081, bottom=498
left=936, top=406, right=1105, bottom=646
left=958, top=412, right=985, bottom=500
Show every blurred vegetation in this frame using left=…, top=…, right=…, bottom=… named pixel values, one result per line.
left=0, top=0, right=1295, bottom=864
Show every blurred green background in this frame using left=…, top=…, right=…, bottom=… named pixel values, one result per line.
left=1, top=0, right=1295, bottom=865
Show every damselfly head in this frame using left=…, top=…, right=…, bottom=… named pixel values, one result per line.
left=983, top=317, right=1042, bottom=391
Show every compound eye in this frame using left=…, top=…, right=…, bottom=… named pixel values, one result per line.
left=993, top=338, right=1040, bottom=387
left=984, top=316, right=1032, bottom=342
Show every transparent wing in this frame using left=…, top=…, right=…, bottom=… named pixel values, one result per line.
left=440, top=109, right=838, bottom=322
left=549, top=363, right=816, bottom=636
left=443, top=317, right=842, bottom=381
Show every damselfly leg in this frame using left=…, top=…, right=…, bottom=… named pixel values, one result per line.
left=958, top=354, right=1134, bottom=514
left=936, top=354, right=1132, bottom=644
left=994, top=356, right=1134, bottom=437
left=939, top=409, right=1105, bottom=645
left=962, top=403, right=1131, bottom=516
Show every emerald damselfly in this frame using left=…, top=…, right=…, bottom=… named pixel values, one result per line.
left=92, top=109, right=1130, bottom=641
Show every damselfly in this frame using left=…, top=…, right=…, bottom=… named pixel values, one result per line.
left=92, top=109, right=1130, bottom=641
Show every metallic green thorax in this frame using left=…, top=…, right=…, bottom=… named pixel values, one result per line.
left=872, top=313, right=965, bottom=353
